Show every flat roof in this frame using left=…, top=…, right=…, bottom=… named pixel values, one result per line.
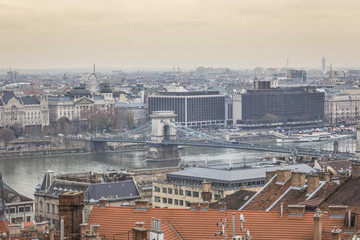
left=167, top=164, right=316, bottom=183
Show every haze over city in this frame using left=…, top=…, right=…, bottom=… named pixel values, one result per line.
left=1, top=0, right=360, bottom=70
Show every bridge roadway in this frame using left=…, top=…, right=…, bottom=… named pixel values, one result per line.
left=91, top=137, right=355, bottom=158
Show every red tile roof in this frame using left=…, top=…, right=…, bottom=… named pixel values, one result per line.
left=88, top=206, right=351, bottom=240
left=0, top=219, right=9, bottom=234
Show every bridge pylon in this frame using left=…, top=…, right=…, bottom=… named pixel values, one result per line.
left=146, top=111, right=181, bottom=161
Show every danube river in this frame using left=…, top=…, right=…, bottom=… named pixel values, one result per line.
left=1, top=137, right=356, bottom=198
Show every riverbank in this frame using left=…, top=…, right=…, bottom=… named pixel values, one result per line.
left=0, top=143, right=148, bottom=159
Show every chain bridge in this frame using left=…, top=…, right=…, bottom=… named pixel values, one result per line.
left=91, top=111, right=356, bottom=161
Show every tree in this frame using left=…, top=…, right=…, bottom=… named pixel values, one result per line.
left=0, top=128, right=15, bottom=149
left=126, top=111, right=135, bottom=130
left=57, top=117, right=72, bottom=135
left=81, top=107, right=115, bottom=132
left=262, top=114, right=279, bottom=123
left=10, top=122, right=23, bottom=138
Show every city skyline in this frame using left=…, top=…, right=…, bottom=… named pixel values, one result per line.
left=1, top=0, right=360, bottom=69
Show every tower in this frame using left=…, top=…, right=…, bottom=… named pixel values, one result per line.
left=322, top=57, right=326, bottom=74
left=328, top=64, right=336, bottom=85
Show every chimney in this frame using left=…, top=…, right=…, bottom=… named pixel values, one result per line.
left=135, top=200, right=149, bottom=210
left=92, top=224, right=100, bottom=240
left=288, top=205, right=305, bottom=217
left=99, top=198, right=107, bottom=208
left=319, top=171, right=330, bottom=182
left=200, top=201, right=210, bottom=211
left=307, top=174, right=320, bottom=195
left=49, top=227, right=55, bottom=240
left=59, top=192, right=84, bottom=239
left=201, top=181, right=212, bottom=202
left=266, top=171, right=277, bottom=183
left=149, top=218, right=164, bottom=239
left=313, top=213, right=322, bottom=240
left=328, top=205, right=347, bottom=218
left=351, top=163, right=360, bottom=178
left=218, top=202, right=226, bottom=212
left=331, top=227, right=341, bottom=240
left=30, top=229, right=39, bottom=239
left=132, top=222, right=147, bottom=240
left=8, top=224, right=21, bottom=237
left=291, top=171, right=306, bottom=188
left=276, top=169, right=291, bottom=184
left=80, top=223, right=88, bottom=240
left=189, top=202, right=199, bottom=211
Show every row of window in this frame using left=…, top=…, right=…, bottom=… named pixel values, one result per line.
left=8, top=205, right=32, bottom=214
left=38, top=202, right=57, bottom=214
left=154, top=187, right=200, bottom=198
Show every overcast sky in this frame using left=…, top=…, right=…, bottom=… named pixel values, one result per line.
left=1, top=0, right=359, bottom=70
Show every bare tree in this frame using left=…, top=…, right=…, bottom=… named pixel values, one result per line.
left=126, top=111, right=135, bottom=130
left=0, top=128, right=15, bottom=149
left=57, top=117, right=72, bottom=135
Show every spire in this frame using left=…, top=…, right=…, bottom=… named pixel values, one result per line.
left=93, top=63, right=96, bottom=73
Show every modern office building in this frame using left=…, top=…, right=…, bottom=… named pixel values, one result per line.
left=148, top=91, right=226, bottom=127
left=287, top=69, right=307, bottom=84
left=233, top=85, right=324, bottom=127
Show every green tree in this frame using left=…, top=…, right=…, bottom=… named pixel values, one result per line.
left=262, top=114, right=279, bottom=123
left=0, top=128, right=15, bottom=149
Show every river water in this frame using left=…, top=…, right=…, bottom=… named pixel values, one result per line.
left=1, top=137, right=356, bottom=198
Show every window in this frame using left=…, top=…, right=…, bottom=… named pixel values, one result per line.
left=52, top=204, right=55, bottom=213
left=162, top=187, right=167, bottom=193
left=10, top=208, right=15, bottom=213
left=179, top=190, right=184, bottom=195
left=179, top=200, right=184, bottom=206
left=40, top=202, right=43, bottom=212
left=185, top=201, right=191, bottom=207
left=214, top=194, right=221, bottom=200
left=47, top=203, right=50, bottom=212
left=25, top=206, right=31, bottom=212
left=168, top=198, right=173, bottom=204
left=162, top=198, right=167, bottom=203
left=193, top=191, right=199, bottom=198
left=155, top=197, right=160, bottom=202
left=154, top=186, right=160, bottom=192
left=185, top=190, right=192, bottom=197
left=174, top=199, right=179, bottom=205
left=27, top=216, right=31, bottom=222
left=168, top=188, right=173, bottom=194
left=174, top=189, right=178, bottom=195
left=19, top=207, right=24, bottom=213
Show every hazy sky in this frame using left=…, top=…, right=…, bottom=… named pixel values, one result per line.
left=1, top=0, right=359, bottom=70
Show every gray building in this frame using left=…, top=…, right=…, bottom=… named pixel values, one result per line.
left=233, top=86, right=324, bottom=127
left=114, top=102, right=147, bottom=130
left=148, top=91, right=226, bottom=127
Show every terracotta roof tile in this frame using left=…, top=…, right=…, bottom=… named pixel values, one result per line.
left=88, top=206, right=351, bottom=240
left=0, top=219, right=9, bottom=234
left=242, top=175, right=292, bottom=211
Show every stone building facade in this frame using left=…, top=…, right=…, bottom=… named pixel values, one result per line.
left=0, top=91, right=49, bottom=132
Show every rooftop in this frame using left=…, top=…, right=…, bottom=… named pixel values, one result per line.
left=167, top=164, right=316, bottom=183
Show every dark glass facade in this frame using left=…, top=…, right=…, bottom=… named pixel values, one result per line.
left=148, top=91, right=225, bottom=126
left=240, top=87, right=324, bottom=123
